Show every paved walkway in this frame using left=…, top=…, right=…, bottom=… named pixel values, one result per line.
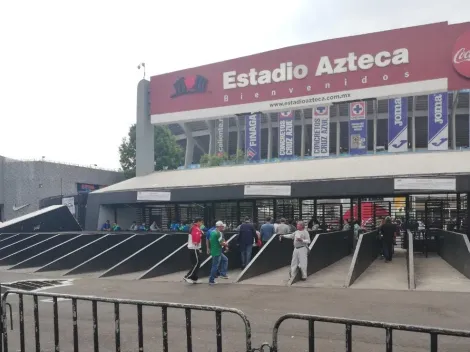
left=1, top=270, right=470, bottom=351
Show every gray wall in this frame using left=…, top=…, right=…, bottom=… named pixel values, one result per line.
left=1, top=158, right=124, bottom=221
left=116, top=207, right=137, bottom=231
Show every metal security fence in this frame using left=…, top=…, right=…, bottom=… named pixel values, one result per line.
left=270, top=313, right=470, bottom=352
left=2, top=289, right=470, bottom=351
left=0, top=289, right=252, bottom=352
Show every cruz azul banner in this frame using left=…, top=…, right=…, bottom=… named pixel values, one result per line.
left=278, top=111, right=294, bottom=159
left=312, top=105, right=330, bottom=157
left=349, top=101, right=367, bottom=155
left=428, top=92, right=449, bottom=151
left=216, top=118, right=229, bottom=156
left=245, top=113, right=261, bottom=161
left=388, top=97, right=408, bottom=153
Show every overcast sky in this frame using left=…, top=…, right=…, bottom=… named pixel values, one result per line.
left=1, top=0, right=469, bottom=170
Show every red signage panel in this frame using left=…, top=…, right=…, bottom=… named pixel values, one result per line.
left=150, top=21, right=470, bottom=124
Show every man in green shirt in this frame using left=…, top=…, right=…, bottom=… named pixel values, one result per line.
left=209, top=221, right=228, bottom=285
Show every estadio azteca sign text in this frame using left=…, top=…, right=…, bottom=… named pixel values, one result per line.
left=223, top=48, right=409, bottom=89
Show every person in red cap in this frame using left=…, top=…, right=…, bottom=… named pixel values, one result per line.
left=279, top=220, right=310, bottom=280
left=183, top=217, right=203, bottom=284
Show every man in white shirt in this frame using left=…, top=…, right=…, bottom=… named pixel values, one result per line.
left=280, top=221, right=311, bottom=280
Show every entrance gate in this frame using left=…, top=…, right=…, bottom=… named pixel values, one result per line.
left=1, top=288, right=470, bottom=351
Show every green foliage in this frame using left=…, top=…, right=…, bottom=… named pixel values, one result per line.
left=119, top=124, right=184, bottom=179
left=200, top=149, right=246, bottom=168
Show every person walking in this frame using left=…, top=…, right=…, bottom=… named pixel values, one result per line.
left=183, top=217, right=203, bottom=284
left=237, top=217, right=260, bottom=269
left=379, top=216, right=398, bottom=262
left=276, top=218, right=291, bottom=236
left=259, top=217, right=275, bottom=245
left=280, top=221, right=311, bottom=280
left=209, top=221, right=229, bottom=285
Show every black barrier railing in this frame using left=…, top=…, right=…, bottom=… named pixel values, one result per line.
left=2, top=288, right=470, bottom=351
left=0, top=289, right=253, bottom=352
left=270, top=313, right=470, bottom=352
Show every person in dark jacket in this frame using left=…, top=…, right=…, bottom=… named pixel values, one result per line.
left=379, top=217, right=398, bottom=262
left=237, top=217, right=260, bottom=269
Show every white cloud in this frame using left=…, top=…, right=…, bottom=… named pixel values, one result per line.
left=0, top=0, right=468, bottom=169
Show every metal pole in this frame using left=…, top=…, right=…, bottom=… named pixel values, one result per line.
left=300, top=110, right=306, bottom=158
left=412, top=96, right=416, bottom=152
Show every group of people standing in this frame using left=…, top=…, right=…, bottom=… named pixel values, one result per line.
left=183, top=216, right=313, bottom=285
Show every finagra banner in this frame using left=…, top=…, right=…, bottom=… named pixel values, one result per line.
left=245, top=113, right=261, bottom=161
left=312, top=105, right=330, bottom=157
left=278, top=111, right=294, bottom=159
left=388, top=97, right=408, bottom=153
left=349, top=101, right=367, bottom=155
left=428, top=92, right=449, bottom=151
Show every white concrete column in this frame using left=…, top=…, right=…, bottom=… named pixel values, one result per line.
left=207, top=120, right=215, bottom=155
left=267, top=113, right=273, bottom=160
left=300, top=110, right=305, bottom=158
left=184, top=135, right=194, bottom=167
left=136, top=79, right=155, bottom=177
left=236, top=116, right=242, bottom=152
left=451, top=92, right=459, bottom=150
left=336, top=121, right=340, bottom=156
left=373, top=100, right=377, bottom=154
left=412, top=96, right=416, bottom=152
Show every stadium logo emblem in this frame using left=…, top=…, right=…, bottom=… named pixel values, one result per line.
left=314, top=106, right=329, bottom=116
left=171, top=75, right=208, bottom=98
left=279, top=111, right=293, bottom=118
left=452, top=30, right=470, bottom=79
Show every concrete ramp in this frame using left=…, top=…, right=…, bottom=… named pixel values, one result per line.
left=290, top=230, right=353, bottom=286
left=66, top=234, right=162, bottom=276
left=0, top=234, right=78, bottom=266
left=295, top=255, right=353, bottom=288
left=349, top=249, right=408, bottom=290
left=36, top=234, right=129, bottom=273
left=139, top=234, right=208, bottom=280
left=0, top=234, right=35, bottom=250
left=415, top=253, right=470, bottom=292
left=0, top=234, right=56, bottom=258
left=9, top=234, right=102, bottom=270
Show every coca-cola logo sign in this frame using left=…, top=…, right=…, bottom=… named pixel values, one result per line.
left=452, top=30, right=470, bottom=79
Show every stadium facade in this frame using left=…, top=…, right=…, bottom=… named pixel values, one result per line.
left=86, top=21, right=470, bottom=231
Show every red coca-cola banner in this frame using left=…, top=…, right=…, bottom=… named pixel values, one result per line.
left=150, top=22, right=470, bottom=124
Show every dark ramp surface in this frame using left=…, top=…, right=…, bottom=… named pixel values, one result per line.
left=345, top=230, right=379, bottom=287
left=0, top=234, right=78, bottom=266
left=103, top=234, right=188, bottom=279
left=139, top=234, right=200, bottom=280
left=10, top=234, right=102, bottom=270
left=65, top=234, right=161, bottom=276
left=0, top=233, right=20, bottom=242
left=36, top=234, right=130, bottom=272
left=290, top=230, right=353, bottom=285
left=236, top=234, right=293, bottom=283
left=0, top=234, right=35, bottom=249
left=0, top=234, right=55, bottom=259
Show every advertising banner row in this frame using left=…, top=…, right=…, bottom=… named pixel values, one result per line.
left=214, top=92, right=450, bottom=161
left=150, top=21, right=470, bottom=124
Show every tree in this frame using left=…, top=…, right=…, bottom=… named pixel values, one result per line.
left=200, top=149, right=246, bottom=168
left=119, top=124, right=184, bottom=179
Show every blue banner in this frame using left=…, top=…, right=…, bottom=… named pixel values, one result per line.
left=245, top=113, right=261, bottom=161
left=278, top=111, right=294, bottom=159
left=428, top=92, right=448, bottom=151
left=349, top=101, right=367, bottom=155
left=388, top=97, right=408, bottom=153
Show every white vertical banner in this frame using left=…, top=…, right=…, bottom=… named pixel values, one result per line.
left=62, top=197, right=76, bottom=216
left=312, top=105, right=330, bottom=157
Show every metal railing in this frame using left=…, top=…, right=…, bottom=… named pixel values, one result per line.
left=1, top=289, right=252, bottom=352
left=2, top=289, right=470, bottom=351
left=270, top=313, right=470, bottom=352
